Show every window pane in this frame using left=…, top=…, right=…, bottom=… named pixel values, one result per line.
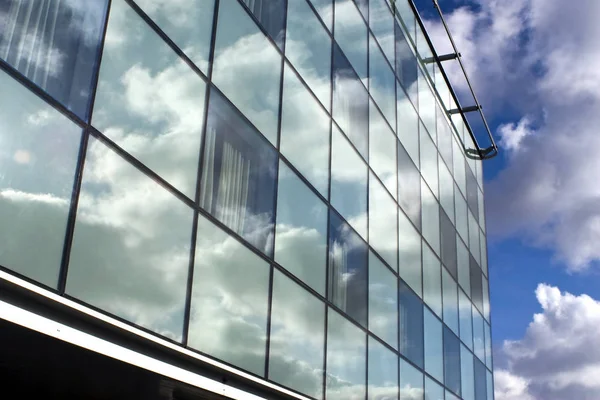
left=439, top=160, right=455, bottom=224
left=418, top=69, right=436, bottom=142
left=400, top=358, right=423, bottom=400
left=275, top=162, right=328, bottom=295
left=466, top=163, right=479, bottom=220
left=459, top=289, right=474, bottom=350
left=92, top=0, right=207, bottom=198
left=395, top=22, right=418, bottom=106
left=399, top=209, right=422, bottom=297
left=326, top=308, right=367, bottom=400
left=421, top=180, right=440, bottom=256
left=441, top=209, right=458, bottom=279
left=67, top=136, right=193, bottom=341
left=0, top=69, right=80, bottom=287
left=370, top=173, right=398, bottom=270
left=331, top=124, right=368, bottom=239
left=398, top=142, right=421, bottom=230
left=484, top=321, right=493, bottom=369
left=212, top=0, right=281, bottom=144
left=422, top=242, right=442, bottom=317
left=437, top=107, right=453, bottom=169
left=135, top=0, right=214, bottom=72
left=286, top=0, right=331, bottom=109
left=269, top=269, right=325, bottom=398
left=334, top=0, right=367, bottom=80
left=397, top=85, right=419, bottom=168
left=469, top=210, right=481, bottom=264
left=479, top=189, right=486, bottom=234
left=461, top=345, right=475, bottom=400
left=369, top=35, right=396, bottom=128
left=423, top=308, right=443, bottom=383
left=453, top=138, right=466, bottom=197
left=199, top=89, right=277, bottom=255
left=455, top=190, right=469, bottom=243
left=473, top=306, right=485, bottom=363
left=368, top=337, right=399, bottom=400
left=443, top=267, right=459, bottom=336
left=333, top=44, right=368, bottom=159
left=310, top=0, right=333, bottom=31
left=483, top=275, right=490, bottom=321
left=370, top=100, right=397, bottom=199
left=188, top=215, right=270, bottom=376
left=487, top=370, right=494, bottom=400
left=240, top=0, right=286, bottom=48
left=457, top=235, right=471, bottom=297
left=280, top=64, right=330, bottom=197
left=399, top=281, right=424, bottom=368
left=474, top=358, right=487, bottom=400
left=481, top=229, right=489, bottom=277
left=369, top=251, right=398, bottom=349
left=329, top=211, right=368, bottom=326
left=420, top=122, right=438, bottom=199
left=424, top=376, right=444, bottom=400
left=0, top=0, right=108, bottom=120
left=369, top=0, right=394, bottom=64
left=471, top=255, right=484, bottom=313
left=444, top=327, right=461, bottom=396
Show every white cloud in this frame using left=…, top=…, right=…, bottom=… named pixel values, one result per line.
left=497, top=117, right=535, bottom=152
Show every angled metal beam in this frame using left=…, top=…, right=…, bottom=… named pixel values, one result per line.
left=449, top=105, right=481, bottom=115
left=423, top=52, right=461, bottom=64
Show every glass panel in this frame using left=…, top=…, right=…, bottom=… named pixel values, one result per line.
left=188, top=215, right=270, bottom=376
left=487, top=370, right=494, bottom=400
left=395, top=0, right=415, bottom=42
left=457, top=236, right=471, bottom=297
left=368, top=337, right=399, bottom=400
left=369, top=173, right=398, bottom=270
left=474, top=358, right=487, bottom=400
left=397, top=86, right=419, bottom=168
left=326, top=308, right=367, bottom=400
left=280, top=64, right=330, bottom=197
left=481, top=229, right=488, bottom=277
left=420, top=121, right=438, bottom=199
left=275, top=161, right=328, bottom=295
left=439, top=159, right=455, bottom=224
left=370, top=100, right=397, bottom=199
left=482, top=275, right=490, bottom=321
left=92, top=0, right=206, bottom=198
left=67, top=136, right=193, bottom=341
left=400, top=358, right=424, bottom=400
left=484, top=322, right=493, bottom=369
left=399, top=281, right=424, bottom=368
left=424, top=376, right=444, bottom=400
left=461, top=345, right=475, bottom=400
left=455, top=191, right=469, bottom=244
left=421, top=180, right=440, bottom=256
left=470, top=255, right=484, bottom=313
left=331, top=124, right=368, bottom=239
left=459, top=289, right=474, bottom=350
left=0, top=0, right=108, bottom=120
left=369, top=35, right=396, bottom=128
left=199, top=89, right=277, bottom=255
left=469, top=210, right=481, bottom=264
left=310, top=0, right=333, bottom=31
left=418, top=69, right=436, bottom=142
left=478, top=189, right=486, bottom=233
left=354, top=0, right=368, bottom=20
left=395, top=22, right=418, bottom=106
left=453, top=138, right=466, bottom=197
left=0, top=69, right=80, bottom=287
left=444, top=327, right=461, bottom=396
left=240, top=0, right=286, bottom=48
left=212, top=0, right=281, bottom=144
left=440, top=209, right=458, bottom=279
left=398, top=142, right=421, bottom=231
left=466, top=164, right=479, bottom=220
left=334, top=0, right=367, bottom=80
left=422, top=242, right=442, bottom=317
left=135, top=0, right=213, bottom=72
left=369, top=0, right=394, bottom=63
left=269, top=269, right=325, bottom=398
left=446, top=390, right=460, bottom=400
left=328, top=211, right=368, bottom=326
left=285, top=0, right=332, bottom=110
left=398, top=210, right=422, bottom=299
left=423, top=308, right=443, bottom=383
left=443, top=267, right=459, bottom=336
left=473, top=306, right=485, bottom=363
left=369, top=251, right=398, bottom=349
left=333, top=43, right=368, bottom=159
left=437, top=107, right=453, bottom=169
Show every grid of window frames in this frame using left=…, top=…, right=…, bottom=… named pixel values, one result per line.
left=0, top=0, right=493, bottom=399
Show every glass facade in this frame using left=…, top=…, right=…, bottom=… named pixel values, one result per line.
left=0, top=0, right=493, bottom=399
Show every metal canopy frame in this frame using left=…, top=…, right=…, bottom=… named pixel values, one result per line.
left=407, top=0, right=499, bottom=160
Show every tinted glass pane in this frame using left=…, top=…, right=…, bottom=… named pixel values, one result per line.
left=441, top=209, right=458, bottom=278
left=455, top=191, right=469, bottom=243
left=484, top=321, right=493, bottom=368
left=354, top=0, right=367, bottom=20
left=286, top=0, right=331, bottom=109
left=418, top=69, right=436, bottom=141
left=334, top=0, right=367, bottom=79
left=0, top=0, right=108, bottom=120
left=369, top=0, right=394, bottom=63
left=200, top=89, right=277, bottom=255
left=326, top=308, right=367, bottom=400
left=369, top=251, right=398, bottom=349
left=422, top=242, right=442, bottom=317
left=333, top=44, right=368, bottom=158
left=420, top=122, right=438, bottom=199
left=457, top=235, right=471, bottom=297
left=310, top=0, right=333, bottom=30
left=443, top=267, right=459, bottom=335
left=470, top=256, right=484, bottom=312
left=240, top=0, right=286, bottom=48
left=329, top=211, right=368, bottom=326
left=399, top=281, right=424, bottom=368
left=459, top=289, right=474, bottom=350
left=368, top=337, right=399, bottom=400
left=479, top=189, right=486, bottom=234
left=469, top=210, right=481, bottom=264
left=370, top=173, right=398, bottom=270
left=135, top=0, right=213, bottom=72
left=212, top=0, right=281, bottom=144
left=481, top=228, right=488, bottom=277
left=423, top=308, right=443, bottom=382
left=369, top=35, right=396, bottom=128
left=400, top=358, right=424, bottom=400
left=275, top=162, right=328, bottom=295
left=188, top=215, right=270, bottom=375
left=473, top=306, right=485, bottom=363
left=444, top=327, right=461, bottom=396
left=487, top=370, right=494, bottom=400
left=398, top=142, right=421, bottom=230
left=439, top=160, right=455, bottom=223
left=399, top=209, right=422, bottom=297
left=453, top=138, right=466, bottom=196
left=483, top=275, right=490, bottom=321
left=424, top=376, right=444, bottom=400
left=474, top=358, right=487, bottom=400
left=466, top=164, right=479, bottom=220
left=0, top=69, right=80, bottom=287
left=461, top=345, right=475, bottom=400
left=331, top=124, right=368, bottom=238
left=67, top=136, right=193, bottom=341
left=92, top=0, right=206, bottom=198
left=397, top=85, right=419, bottom=168
left=269, top=269, right=325, bottom=398
left=421, top=180, right=440, bottom=255
left=437, top=107, right=453, bottom=169
left=280, top=64, right=330, bottom=197
left=395, top=22, right=418, bottom=105
left=370, top=101, right=397, bottom=199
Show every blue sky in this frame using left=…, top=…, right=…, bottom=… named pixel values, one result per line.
left=414, top=0, right=600, bottom=398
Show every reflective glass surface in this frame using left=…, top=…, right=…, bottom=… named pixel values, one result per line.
left=369, top=251, right=398, bottom=349
left=420, top=122, right=438, bottom=199
left=369, top=35, right=396, bottom=128
left=395, top=22, right=418, bottom=106
left=485, top=322, right=493, bottom=368
left=398, top=141, right=421, bottom=230
left=334, top=0, right=367, bottom=80
left=418, top=69, right=436, bottom=141
left=422, top=242, right=442, bottom=317
left=453, top=138, right=467, bottom=197
left=441, top=209, right=458, bottom=279
left=424, top=308, right=443, bottom=383
left=240, top=0, right=286, bottom=48
left=439, top=160, right=455, bottom=224
left=473, top=306, right=486, bottom=363
left=474, top=358, right=487, bottom=400
left=370, top=173, right=398, bottom=270
left=399, top=209, right=422, bottom=297
left=400, top=358, right=424, bottom=400
left=483, top=275, right=490, bottom=320
left=437, top=107, right=453, bottom=169
left=397, top=86, right=419, bottom=168
left=469, top=210, right=481, bottom=264
left=461, top=345, right=475, bottom=400
left=466, top=165, right=479, bottom=220
left=470, top=255, right=484, bottom=313
left=455, top=191, right=469, bottom=243
left=399, top=281, right=424, bottom=368
left=421, top=180, right=440, bottom=256
left=370, top=101, right=397, bottom=200
left=459, top=289, right=474, bottom=350
left=457, top=236, right=471, bottom=297
left=425, top=376, right=444, bottom=400
left=368, top=337, right=399, bottom=399
left=369, top=0, right=394, bottom=63
left=444, top=327, right=461, bottom=396
left=310, top=0, right=333, bottom=31
left=443, top=267, right=459, bottom=335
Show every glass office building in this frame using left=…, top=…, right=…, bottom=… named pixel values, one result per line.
left=0, top=0, right=494, bottom=399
